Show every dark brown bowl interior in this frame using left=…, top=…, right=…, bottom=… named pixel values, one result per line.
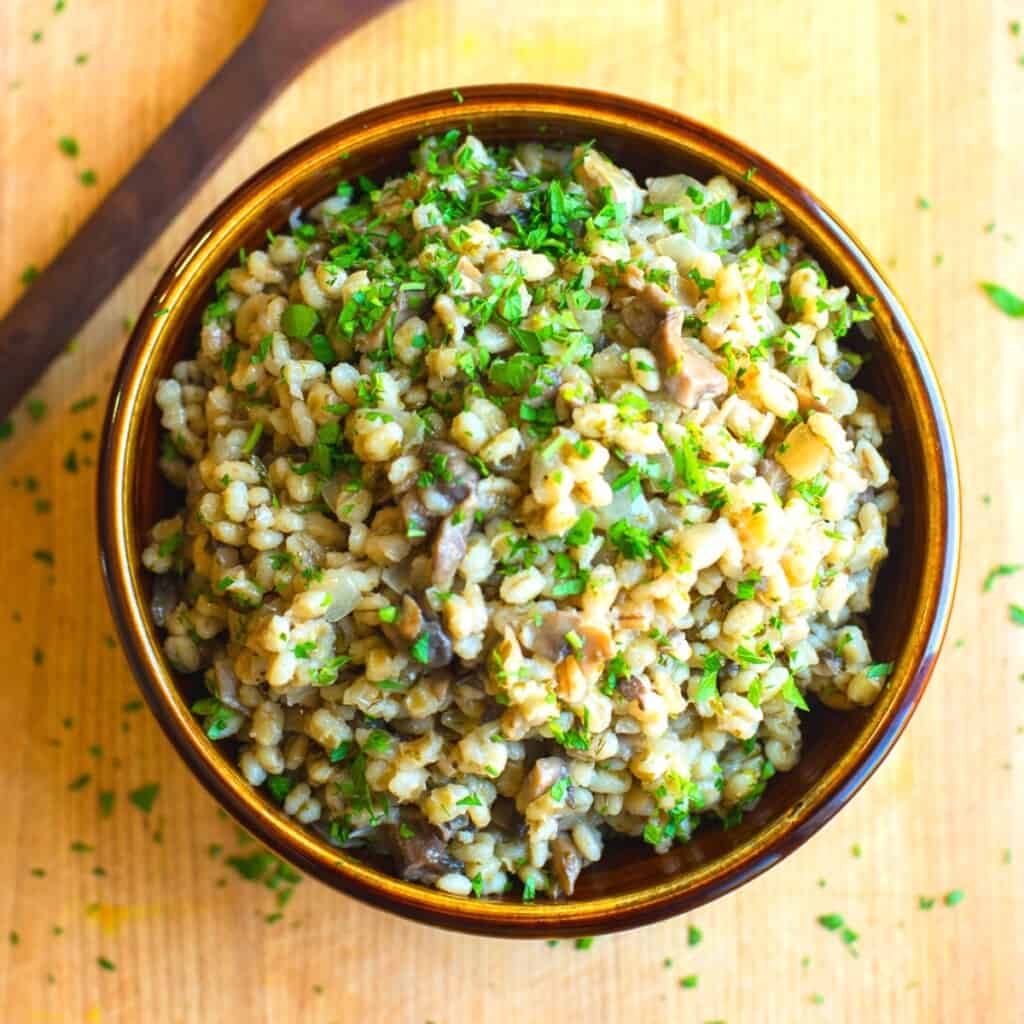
left=101, top=85, right=958, bottom=934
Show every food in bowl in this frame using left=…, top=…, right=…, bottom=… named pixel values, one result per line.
left=143, top=132, right=899, bottom=900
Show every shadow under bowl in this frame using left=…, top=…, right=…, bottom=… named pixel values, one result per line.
left=98, top=84, right=959, bottom=937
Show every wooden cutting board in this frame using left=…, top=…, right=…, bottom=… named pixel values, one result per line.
left=0, top=2, right=1020, bottom=1022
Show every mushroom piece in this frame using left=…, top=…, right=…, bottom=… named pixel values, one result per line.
left=485, top=188, right=530, bottom=218
left=360, top=287, right=427, bottom=353
left=571, top=144, right=646, bottom=217
left=621, top=283, right=677, bottom=341
left=524, top=610, right=584, bottom=663
left=575, top=623, right=613, bottom=669
left=524, top=613, right=613, bottom=670
left=488, top=797, right=528, bottom=837
left=382, top=595, right=454, bottom=670
left=616, top=674, right=652, bottom=706
left=211, top=657, right=246, bottom=711
left=757, top=457, right=789, bottom=499
left=650, top=308, right=728, bottom=409
left=384, top=812, right=464, bottom=884
left=551, top=833, right=583, bottom=897
left=452, top=256, right=483, bottom=296
left=432, top=495, right=475, bottom=590
left=395, top=594, right=424, bottom=641
left=435, top=813, right=471, bottom=842
left=516, top=756, right=569, bottom=811
left=150, top=574, right=181, bottom=628
left=400, top=489, right=432, bottom=538
left=522, top=364, right=562, bottom=408
left=418, top=441, right=480, bottom=517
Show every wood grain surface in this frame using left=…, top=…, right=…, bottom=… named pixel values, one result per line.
left=0, top=2, right=1021, bottom=1021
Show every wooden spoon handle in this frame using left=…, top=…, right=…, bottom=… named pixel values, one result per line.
left=0, top=0, right=396, bottom=421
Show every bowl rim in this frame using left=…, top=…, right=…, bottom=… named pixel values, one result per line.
left=98, top=83, right=960, bottom=938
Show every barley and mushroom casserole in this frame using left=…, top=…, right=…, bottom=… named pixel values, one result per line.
left=144, top=133, right=899, bottom=900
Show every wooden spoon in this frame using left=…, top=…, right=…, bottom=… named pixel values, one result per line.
left=0, top=0, right=399, bottom=420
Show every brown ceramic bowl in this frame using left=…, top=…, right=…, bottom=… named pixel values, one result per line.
left=99, top=84, right=959, bottom=937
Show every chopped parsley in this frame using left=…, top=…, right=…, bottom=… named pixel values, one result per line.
left=704, top=199, right=732, bottom=225
left=409, top=632, right=431, bottom=663
left=128, top=783, right=160, bottom=813
left=780, top=673, right=810, bottom=711
left=70, top=394, right=98, bottom=413
left=980, top=282, right=1024, bottom=317
left=695, top=652, right=723, bottom=702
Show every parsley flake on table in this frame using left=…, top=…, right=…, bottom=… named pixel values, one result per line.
left=982, top=563, right=1023, bottom=591
left=1010, top=604, right=1024, bottom=626
left=128, top=782, right=160, bottom=813
left=70, top=394, right=98, bottom=413
left=980, top=281, right=1024, bottom=317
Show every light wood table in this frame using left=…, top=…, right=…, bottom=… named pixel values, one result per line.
left=1, top=2, right=1021, bottom=1021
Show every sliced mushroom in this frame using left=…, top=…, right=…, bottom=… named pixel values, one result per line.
left=400, top=489, right=432, bottom=538
left=523, top=364, right=562, bottom=408
left=432, top=497, right=475, bottom=590
left=395, top=594, right=424, bottom=641
left=621, top=283, right=677, bottom=341
left=452, top=256, right=483, bottom=296
left=551, top=833, right=583, bottom=897
left=484, top=185, right=530, bottom=218
left=361, top=288, right=427, bottom=353
left=150, top=575, right=181, bottom=628
left=651, top=308, right=727, bottom=409
left=524, top=610, right=584, bottom=662
left=488, top=797, right=528, bottom=837
left=616, top=674, right=651, bottom=705
left=572, top=145, right=646, bottom=216
left=418, top=441, right=480, bottom=516
left=757, top=457, right=789, bottom=499
left=435, top=813, right=471, bottom=841
left=211, top=657, right=245, bottom=711
left=516, top=756, right=569, bottom=811
left=575, top=624, right=613, bottom=669
left=524, top=613, right=613, bottom=670
left=382, top=595, right=454, bottom=670
left=384, top=812, right=464, bottom=883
